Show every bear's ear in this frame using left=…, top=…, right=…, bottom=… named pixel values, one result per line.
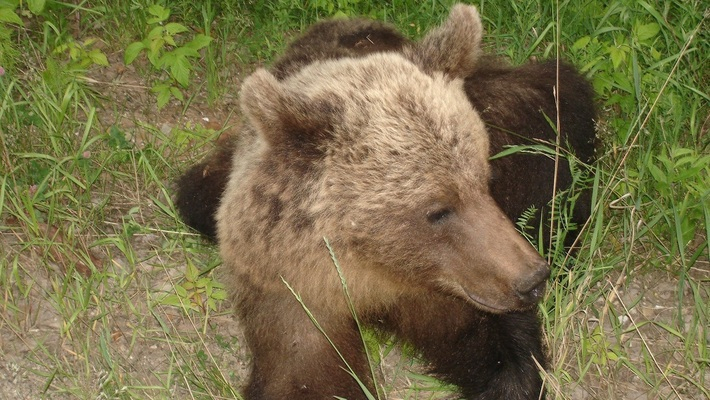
left=240, top=69, right=336, bottom=153
left=405, top=3, right=483, bottom=78
left=239, top=69, right=284, bottom=140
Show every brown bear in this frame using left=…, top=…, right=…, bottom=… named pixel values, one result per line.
left=176, top=7, right=596, bottom=245
left=174, top=4, right=596, bottom=399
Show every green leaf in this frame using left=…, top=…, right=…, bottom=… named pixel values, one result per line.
left=160, top=294, right=183, bottom=307
left=147, top=25, right=164, bottom=41
left=89, top=49, right=109, bottom=66
left=0, top=8, right=23, bottom=25
left=124, top=41, right=145, bottom=64
left=156, top=51, right=174, bottom=69
left=592, top=75, right=613, bottom=95
left=608, top=45, right=626, bottom=70
left=212, top=289, right=227, bottom=300
left=635, top=22, right=660, bottom=42
left=174, top=285, right=188, bottom=298
left=0, top=1, right=20, bottom=8
left=170, top=86, right=184, bottom=102
left=149, top=37, right=166, bottom=59
left=165, top=22, right=188, bottom=35
left=147, top=4, right=169, bottom=23
left=647, top=163, right=666, bottom=185
left=572, top=36, right=590, bottom=51
left=170, top=56, right=191, bottom=87
left=174, top=46, right=200, bottom=59
left=185, top=263, right=198, bottom=280
left=185, top=34, right=213, bottom=51
left=27, top=0, right=45, bottom=15
left=152, top=84, right=172, bottom=108
left=670, top=147, right=694, bottom=158
left=650, top=47, right=661, bottom=61
left=164, top=34, right=177, bottom=47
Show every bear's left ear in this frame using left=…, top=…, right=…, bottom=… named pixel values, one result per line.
left=404, top=3, right=483, bottom=78
left=240, top=69, right=283, bottom=140
left=240, top=69, right=336, bottom=153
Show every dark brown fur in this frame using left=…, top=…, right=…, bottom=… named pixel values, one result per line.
left=466, top=58, right=597, bottom=245
left=174, top=134, right=236, bottom=238
left=271, top=18, right=410, bottom=80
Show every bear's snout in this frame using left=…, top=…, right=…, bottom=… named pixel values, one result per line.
left=513, top=261, right=550, bottom=305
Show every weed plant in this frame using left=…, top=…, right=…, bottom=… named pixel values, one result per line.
left=0, top=0, right=707, bottom=399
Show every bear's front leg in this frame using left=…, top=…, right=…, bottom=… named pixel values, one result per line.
left=382, top=293, right=546, bottom=399
left=240, top=297, right=375, bottom=400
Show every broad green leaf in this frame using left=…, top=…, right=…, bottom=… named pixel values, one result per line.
left=147, top=25, right=164, bottom=41
left=212, top=289, right=227, bottom=300
left=89, top=50, right=109, bottom=66
left=0, top=8, right=23, bottom=25
left=185, top=34, right=213, bottom=51
left=635, top=22, right=660, bottom=42
left=124, top=41, right=145, bottom=64
left=650, top=47, right=661, bottom=61
left=27, top=0, right=45, bottom=15
left=170, top=56, right=191, bottom=87
left=592, top=75, right=612, bottom=95
left=147, top=4, right=169, bottom=22
left=159, top=294, right=183, bottom=307
left=165, top=22, right=188, bottom=35
left=0, top=1, right=20, bottom=9
left=608, top=46, right=626, bottom=70
left=149, top=37, right=165, bottom=58
left=152, top=84, right=172, bottom=108
left=156, top=51, right=174, bottom=69
left=174, top=46, right=200, bottom=59
left=174, top=285, right=188, bottom=297
left=611, top=71, right=632, bottom=93
left=164, top=34, right=177, bottom=47
left=572, top=36, right=590, bottom=51
left=170, top=86, right=184, bottom=102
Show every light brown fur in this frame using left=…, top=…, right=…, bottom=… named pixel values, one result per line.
left=216, top=7, right=549, bottom=398
left=178, top=5, right=557, bottom=399
left=403, top=3, right=483, bottom=77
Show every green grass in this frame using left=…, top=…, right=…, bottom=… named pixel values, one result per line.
left=0, top=0, right=707, bottom=398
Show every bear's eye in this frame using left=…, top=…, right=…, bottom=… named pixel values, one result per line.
left=427, top=207, right=453, bottom=224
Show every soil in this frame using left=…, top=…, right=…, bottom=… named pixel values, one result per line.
left=0, top=51, right=707, bottom=400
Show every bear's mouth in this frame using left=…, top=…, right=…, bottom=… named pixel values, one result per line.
left=461, top=287, right=512, bottom=313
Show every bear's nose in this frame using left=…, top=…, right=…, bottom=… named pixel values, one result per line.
left=514, top=261, right=551, bottom=305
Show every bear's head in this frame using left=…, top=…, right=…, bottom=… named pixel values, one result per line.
left=237, top=5, right=549, bottom=313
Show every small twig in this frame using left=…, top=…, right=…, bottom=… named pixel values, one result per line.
left=78, top=76, right=151, bottom=90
